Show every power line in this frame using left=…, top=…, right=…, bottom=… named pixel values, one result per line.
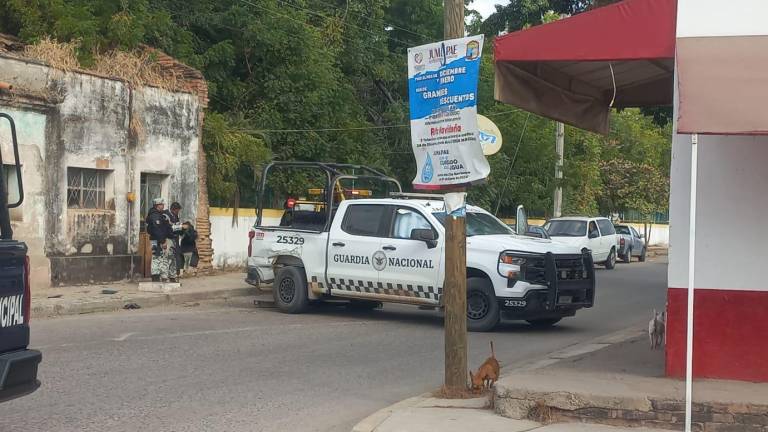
left=495, top=112, right=531, bottom=215
left=235, top=109, right=524, bottom=134
left=308, top=0, right=435, bottom=42
left=237, top=124, right=408, bottom=133
left=274, top=0, right=416, bottom=47
left=238, top=0, right=392, bottom=55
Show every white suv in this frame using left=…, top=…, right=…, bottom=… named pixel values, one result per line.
left=544, top=217, right=618, bottom=269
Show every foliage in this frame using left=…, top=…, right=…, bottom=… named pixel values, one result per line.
left=0, top=0, right=671, bottom=218
left=599, top=159, right=669, bottom=216
left=203, top=112, right=271, bottom=207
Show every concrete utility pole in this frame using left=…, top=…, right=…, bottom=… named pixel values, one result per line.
left=553, top=121, right=564, bottom=218
left=442, top=0, right=468, bottom=391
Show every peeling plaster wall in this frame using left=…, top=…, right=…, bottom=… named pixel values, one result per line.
left=0, top=55, right=200, bottom=287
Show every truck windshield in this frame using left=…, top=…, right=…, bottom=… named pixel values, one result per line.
left=432, top=212, right=514, bottom=236
left=615, top=226, right=630, bottom=235
left=545, top=220, right=587, bottom=237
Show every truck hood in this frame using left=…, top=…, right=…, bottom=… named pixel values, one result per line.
left=547, top=236, right=588, bottom=248
left=467, top=234, right=583, bottom=255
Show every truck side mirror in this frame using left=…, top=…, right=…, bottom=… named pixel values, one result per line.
left=588, top=231, right=599, bottom=239
left=411, top=228, right=437, bottom=249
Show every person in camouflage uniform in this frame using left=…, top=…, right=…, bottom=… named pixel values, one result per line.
left=150, top=239, right=177, bottom=281
left=146, top=198, right=177, bottom=282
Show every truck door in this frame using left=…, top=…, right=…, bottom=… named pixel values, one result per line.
left=376, top=207, right=442, bottom=304
left=326, top=203, right=390, bottom=297
left=587, top=220, right=604, bottom=260
left=597, top=219, right=616, bottom=259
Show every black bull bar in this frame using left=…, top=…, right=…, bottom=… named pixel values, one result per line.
left=498, top=249, right=595, bottom=310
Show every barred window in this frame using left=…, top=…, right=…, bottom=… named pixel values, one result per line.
left=67, top=168, right=108, bottom=209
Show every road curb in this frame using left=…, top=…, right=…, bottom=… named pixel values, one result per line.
left=351, top=395, right=429, bottom=432
left=32, top=286, right=259, bottom=318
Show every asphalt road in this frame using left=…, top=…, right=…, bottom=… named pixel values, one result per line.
left=1, top=260, right=667, bottom=432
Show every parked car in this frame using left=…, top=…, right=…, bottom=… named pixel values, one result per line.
left=614, top=224, right=646, bottom=262
left=544, top=216, right=619, bottom=269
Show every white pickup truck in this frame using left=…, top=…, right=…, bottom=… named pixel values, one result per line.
left=247, top=163, right=595, bottom=331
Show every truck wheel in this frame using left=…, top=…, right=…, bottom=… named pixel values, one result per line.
left=526, top=318, right=561, bottom=328
left=273, top=266, right=310, bottom=314
left=639, top=247, right=647, bottom=262
left=466, top=277, right=500, bottom=332
left=604, top=248, right=616, bottom=269
left=621, top=247, right=632, bottom=263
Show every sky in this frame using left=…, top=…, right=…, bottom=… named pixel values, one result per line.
left=470, top=0, right=511, bottom=20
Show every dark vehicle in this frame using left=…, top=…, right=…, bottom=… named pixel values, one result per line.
left=615, top=224, right=646, bottom=262
left=0, top=113, right=41, bottom=402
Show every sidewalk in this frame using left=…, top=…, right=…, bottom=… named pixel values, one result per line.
left=32, top=272, right=263, bottom=318
left=353, top=324, right=768, bottom=432
left=352, top=394, right=667, bottom=432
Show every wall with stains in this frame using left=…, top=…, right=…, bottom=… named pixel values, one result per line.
left=0, top=55, right=201, bottom=288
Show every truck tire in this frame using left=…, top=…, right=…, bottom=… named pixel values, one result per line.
left=466, top=277, right=500, bottom=332
left=273, top=266, right=310, bottom=314
left=604, top=247, right=616, bottom=269
left=621, top=247, right=632, bottom=263
left=526, top=318, right=561, bottom=328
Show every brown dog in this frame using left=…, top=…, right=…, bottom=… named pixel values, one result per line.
left=469, top=341, right=500, bottom=390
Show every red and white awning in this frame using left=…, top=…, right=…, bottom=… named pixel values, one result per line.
left=493, top=0, right=676, bottom=134
left=494, top=0, right=768, bottom=136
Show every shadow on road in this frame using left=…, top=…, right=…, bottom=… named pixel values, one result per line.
left=251, top=300, right=579, bottom=335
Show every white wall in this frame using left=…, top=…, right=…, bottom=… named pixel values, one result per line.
left=678, top=0, right=768, bottom=38
left=668, top=132, right=768, bottom=290
left=210, top=208, right=282, bottom=269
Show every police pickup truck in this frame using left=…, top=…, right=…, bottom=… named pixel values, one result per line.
left=247, top=162, right=595, bottom=331
left=0, top=113, right=41, bottom=402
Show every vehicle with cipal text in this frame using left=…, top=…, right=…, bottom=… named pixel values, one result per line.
left=544, top=216, right=619, bottom=269
left=0, top=113, right=42, bottom=403
left=247, top=162, right=595, bottom=331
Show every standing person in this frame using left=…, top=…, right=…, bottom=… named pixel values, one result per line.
left=166, top=202, right=184, bottom=277
left=146, top=198, right=176, bottom=282
left=179, top=221, right=198, bottom=276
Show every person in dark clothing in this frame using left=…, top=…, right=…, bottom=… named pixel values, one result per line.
left=145, top=198, right=176, bottom=282
left=146, top=199, right=170, bottom=242
left=179, top=221, right=198, bottom=275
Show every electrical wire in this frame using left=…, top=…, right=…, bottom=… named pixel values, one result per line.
left=494, top=112, right=531, bottom=215
left=309, top=0, right=435, bottom=42
left=272, top=0, right=415, bottom=47
left=238, top=0, right=391, bottom=54
left=235, top=109, right=523, bottom=134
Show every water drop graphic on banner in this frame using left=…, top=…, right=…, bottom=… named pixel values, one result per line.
left=421, top=154, right=434, bottom=183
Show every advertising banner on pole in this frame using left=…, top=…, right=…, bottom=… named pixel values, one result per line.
left=407, top=35, right=489, bottom=190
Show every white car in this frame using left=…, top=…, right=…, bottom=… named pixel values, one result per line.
left=544, top=217, right=619, bottom=269
left=247, top=162, right=596, bottom=332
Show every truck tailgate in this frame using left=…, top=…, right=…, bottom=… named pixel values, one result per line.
left=0, top=241, right=29, bottom=353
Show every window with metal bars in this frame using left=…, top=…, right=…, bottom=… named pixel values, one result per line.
left=67, top=168, right=108, bottom=209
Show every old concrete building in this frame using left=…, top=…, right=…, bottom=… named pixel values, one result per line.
left=0, top=35, right=209, bottom=289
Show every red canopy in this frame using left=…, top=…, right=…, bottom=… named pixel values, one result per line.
left=493, top=0, right=677, bottom=134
